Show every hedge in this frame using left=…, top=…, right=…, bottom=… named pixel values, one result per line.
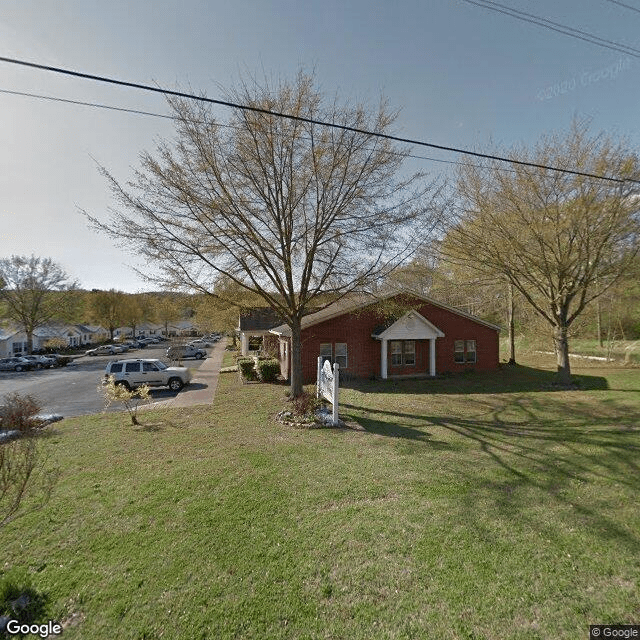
left=237, top=359, right=258, bottom=381
left=256, top=358, right=280, bottom=383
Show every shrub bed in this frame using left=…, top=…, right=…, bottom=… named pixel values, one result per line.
left=256, top=358, right=280, bottom=382
left=236, top=358, right=258, bottom=382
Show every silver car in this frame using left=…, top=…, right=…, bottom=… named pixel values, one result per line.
left=104, top=358, right=192, bottom=391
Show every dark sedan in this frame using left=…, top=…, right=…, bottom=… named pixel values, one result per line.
left=0, top=357, right=35, bottom=372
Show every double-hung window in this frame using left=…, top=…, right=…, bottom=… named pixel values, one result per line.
left=390, top=340, right=415, bottom=366
left=454, top=339, right=477, bottom=363
left=335, top=343, right=347, bottom=369
left=403, top=341, right=416, bottom=366
left=465, top=340, right=477, bottom=363
left=319, top=343, right=332, bottom=365
left=390, top=341, right=403, bottom=366
left=320, top=343, right=348, bottom=369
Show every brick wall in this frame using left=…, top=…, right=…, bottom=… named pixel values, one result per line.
left=279, top=295, right=500, bottom=383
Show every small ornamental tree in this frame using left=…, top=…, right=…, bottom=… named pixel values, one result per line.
left=99, top=376, right=151, bottom=426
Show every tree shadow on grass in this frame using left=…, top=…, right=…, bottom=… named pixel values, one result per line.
left=342, top=364, right=611, bottom=395
left=0, top=570, right=51, bottom=637
left=133, top=415, right=184, bottom=431
left=342, top=392, right=640, bottom=552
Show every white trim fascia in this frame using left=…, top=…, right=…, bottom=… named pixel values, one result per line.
left=371, top=310, right=445, bottom=340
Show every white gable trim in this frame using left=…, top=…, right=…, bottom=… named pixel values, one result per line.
left=372, top=310, right=445, bottom=341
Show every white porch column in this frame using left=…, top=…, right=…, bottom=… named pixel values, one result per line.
left=381, top=338, right=388, bottom=379
left=240, top=332, right=249, bottom=356
left=429, top=338, right=436, bottom=376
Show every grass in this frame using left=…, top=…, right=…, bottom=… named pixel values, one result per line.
left=501, top=335, right=640, bottom=364
left=2, top=353, right=639, bottom=639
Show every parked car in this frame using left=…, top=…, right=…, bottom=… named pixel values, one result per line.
left=86, top=344, right=120, bottom=356
left=188, top=340, right=212, bottom=348
left=21, top=355, right=57, bottom=369
left=104, top=358, right=192, bottom=391
left=166, top=345, right=206, bottom=360
left=0, top=357, right=35, bottom=372
left=48, top=354, right=74, bottom=367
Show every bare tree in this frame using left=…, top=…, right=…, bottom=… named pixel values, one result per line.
left=0, top=256, right=78, bottom=354
left=444, top=120, right=640, bottom=384
left=85, top=71, right=442, bottom=395
left=0, top=394, right=59, bottom=528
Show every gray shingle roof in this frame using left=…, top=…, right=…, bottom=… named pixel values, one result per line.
left=269, top=289, right=502, bottom=336
left=239, top=308, right=284, bottom=332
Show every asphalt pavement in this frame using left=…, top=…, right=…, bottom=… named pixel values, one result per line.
left=0, top=341, right=225, bottom=418
left=147, top=339, right=227, bottom=409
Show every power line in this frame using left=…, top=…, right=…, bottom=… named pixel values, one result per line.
left=0, top=88, right=177, bottom=121
left=0, top=87, right=520, bottom=174
left=461, top=0, right=640, bottom=58
left=605, top=0, right=640, bottom=16
left=0, top=55, right=635, bottom=184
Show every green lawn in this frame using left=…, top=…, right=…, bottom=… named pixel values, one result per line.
left=2, top=354, right=640, bottom=639
left=501, top=335, right=640, bottom=364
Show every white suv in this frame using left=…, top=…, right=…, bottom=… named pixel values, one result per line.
left=166, top=345, right=206, bottom=360
left=104, top=359, right=192, bottom=391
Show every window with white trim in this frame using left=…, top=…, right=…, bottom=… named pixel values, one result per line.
left=465, top=340, right=477, bottom=363
left=319, top=343, right=332, bottom=365
left=335, top=343, right=347, bottom=369
left=454, top=339, right=477, bottom=363
left=403, top=340, right=416, bottom=366
left=390, top=341, right=403, bottom=366
left=390, top=340, right=415, bottom=366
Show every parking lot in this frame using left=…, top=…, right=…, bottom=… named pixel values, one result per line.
left=0, top=344, right=213, bottom=418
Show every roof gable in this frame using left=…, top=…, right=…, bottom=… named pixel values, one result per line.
left=372, top=310, right=445, bottom=340
left=269, top=289, right=501, bottom=336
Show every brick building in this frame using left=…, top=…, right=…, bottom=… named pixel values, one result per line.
left=268, top=292, right=501, bottom=383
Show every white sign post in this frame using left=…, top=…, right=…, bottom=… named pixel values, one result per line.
left=317, top=357, right=339, bottom=425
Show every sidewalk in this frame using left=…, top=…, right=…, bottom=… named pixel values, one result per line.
left=151, top=339, right=228, bottom=409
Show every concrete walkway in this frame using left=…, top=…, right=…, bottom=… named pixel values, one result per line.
left=151, top=339, right=228, bottom=409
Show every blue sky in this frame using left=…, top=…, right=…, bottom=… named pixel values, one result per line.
left=1, top=0, right=638, bottom=291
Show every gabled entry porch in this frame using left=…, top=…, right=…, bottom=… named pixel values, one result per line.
left=372, top=310, right=445, bottom=379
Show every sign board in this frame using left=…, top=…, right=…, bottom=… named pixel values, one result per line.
left=317, top=357, right=339, bottom=425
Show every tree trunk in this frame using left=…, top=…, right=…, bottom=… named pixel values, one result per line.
left=596, top=298, right=603, bottom=348
left=553, top=325, right=571, bottom=385
left=26, top=331, right=34, bottom=355
left=507, top=282, right=516, bottom=365
left=289, top=317, right=304, bottom=398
